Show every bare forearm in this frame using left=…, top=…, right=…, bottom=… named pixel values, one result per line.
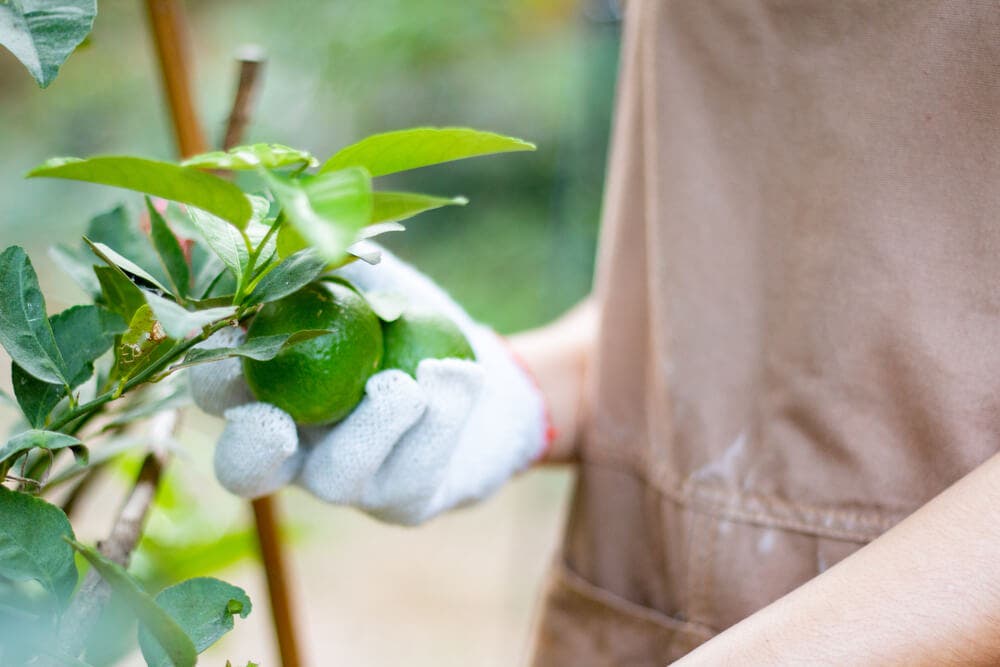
left=676, top=452, right=1000, bottom=666
left=508, top=298, right=596, bottom=463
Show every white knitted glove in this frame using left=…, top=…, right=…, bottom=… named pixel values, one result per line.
left=188, top=250, right=550, bottom=524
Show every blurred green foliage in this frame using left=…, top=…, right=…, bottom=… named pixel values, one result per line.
left=0, top=0, right=619, bottom=332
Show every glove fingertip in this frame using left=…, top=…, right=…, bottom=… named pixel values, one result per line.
left=214, top=402, right=301, bottom=498
left=222, top=402, right=298, bottom=453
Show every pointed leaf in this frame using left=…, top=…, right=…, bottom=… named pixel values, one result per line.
left=262, top=167, right=371, bottom=263
left=319, top=127, right=535, bottom=177
left=67, top=539, right=198, bottom=667
left=186, top=208, right=249, bottom=286
left=371, top=191, right=467, bottom=224
left=27, top=157, right=252, bottom=226
left=84, top=205, right=173, bottom=291
left=182, top=143, right=316, bottom=171
left=180, top=330, right=331, bottom=368
left=13, top=305, right=125, bottom=427
left=138, top=577, right=251, bottom=666
left=0, top=430, right=86, bottom=467
left=0, top=246, right=68, bottom=385
left=143, top=293, right=235, bottom=340
left=147, top=198, right=190, bottom=298
left=244, top=249, right=326, bottom=307
left=84, top=238, right=171, bottom=294
left=0, top=487, right=77, bottom=603
left=10, top=365, right=64, bottom=428
left=94, top=265, right=147, bottom=321
left=51, top=305, right=127, bottom=386
left=0, top=0, right=96, bottom=87
left=276, top=219, right=405, bottom=259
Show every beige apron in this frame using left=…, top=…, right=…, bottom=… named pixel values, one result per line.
left=531, top=1, right=1000, bottom=664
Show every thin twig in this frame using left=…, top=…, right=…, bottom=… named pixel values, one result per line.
left=52, top=411, right=176, bottom=660
left=223, top=45, right=266, bottom=151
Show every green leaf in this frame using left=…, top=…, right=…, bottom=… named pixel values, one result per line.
left=180, top=330, right=331, bottom=368
left=186, top=208, right=250, bottom=287
left=261, top=167, right=371, bottom=263
left=0, top=246, right=68, bottom=385
left=275, top=219, right=404, bottom=259
left=190, top=254, right=235, bottom=301
left=371, top=191, right=467, bottom=224
left=319, top=127, right=535, bottom=177
left=85, top=205, right=172, bottom=292
left=67, top=539, right=198, bottom=667
left=115, top=305, right=173, bottom=382
left=12, top=305, right=125, bottom=427
left=276, top=190, right=440, bottom=258
left=48, top=244, right=101, bottom=299
left=27, top=157, right=252, bottom=227
left=182, top=143, right=316, bottom=171
left=84, top=238, right=171, bottom=294
left=95, top=265, right=147, bottom=321
left=244, top=249, right=326, bottom=307
left=52, top=305, right=125, bottom=386
left=143, top=293, right=235, bottom=340
left=0, top=487, right=77, bottom=602
left=0, top=0, right=96, bottom=87
left=11, top=365, right=64, bottom=429
left=0, top=430, right=86, bottom=468
left=146, top=198, right=191, bottom=299
left=138, top=577, right=251, bottom=666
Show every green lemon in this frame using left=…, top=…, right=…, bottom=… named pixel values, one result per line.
left=243, top=281, right=383, bottom=425
left=381, top=308, right=475, bottom=377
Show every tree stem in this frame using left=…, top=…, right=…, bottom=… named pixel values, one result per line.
left=49, top=412, right=176, bottom=662
left=47, top=318, right=234, bottom=433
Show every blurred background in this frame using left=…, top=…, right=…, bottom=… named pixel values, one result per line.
left=0, top=0, right=621, bottom=664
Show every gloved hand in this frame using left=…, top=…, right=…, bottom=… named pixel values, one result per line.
left=188, top=249, right=551, bottom=525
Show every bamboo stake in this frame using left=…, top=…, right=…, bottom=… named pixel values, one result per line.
left=144, top=0, right=207, bottom=156
left=222, top=45, right=266, bottom=151
left=144, top=5, right=304, bottom=665
left=221, top=53, right=305, bottom=667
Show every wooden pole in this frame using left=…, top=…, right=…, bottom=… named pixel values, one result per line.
left=251, top=495, right=303, bottom=667
left=143, top=4, right=304, bottom=665
left=222, top=54, right=305, bottom=667
left=144, top=0, right=207, bottom=156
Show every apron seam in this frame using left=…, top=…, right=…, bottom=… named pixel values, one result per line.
left=556, top=554, right=719, bottom=640
left=578, top=453, right=903, bottom=542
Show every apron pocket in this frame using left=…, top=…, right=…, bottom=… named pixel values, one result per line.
left=530, top=557, right=714, bottom=667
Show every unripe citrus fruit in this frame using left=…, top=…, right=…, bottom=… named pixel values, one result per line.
left=381, top=308, right=475, bottom=377
left=243, top=281, right=383, bottom=425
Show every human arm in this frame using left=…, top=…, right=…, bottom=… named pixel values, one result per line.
left=507, top=297, right=596, bottom=463
left=674, top=451, right=1000, bottom=666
